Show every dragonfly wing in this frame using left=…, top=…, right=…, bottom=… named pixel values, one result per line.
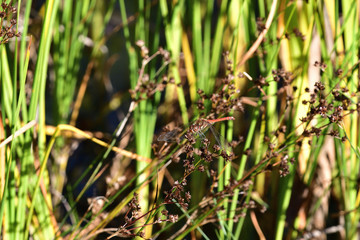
left=158, top=130, right=177, bottom=141
left=157, top=128, right=185, bottom=142
left=207, top=124, right=232, bottom=152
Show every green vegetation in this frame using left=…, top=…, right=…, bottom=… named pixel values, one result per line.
left=1, top=0, right=359, bottom=239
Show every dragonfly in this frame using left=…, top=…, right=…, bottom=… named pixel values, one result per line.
left=157, top=117, right=235, bottom=151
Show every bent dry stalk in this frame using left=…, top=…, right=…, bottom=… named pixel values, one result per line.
left=158, top=117, right=235, bottom=151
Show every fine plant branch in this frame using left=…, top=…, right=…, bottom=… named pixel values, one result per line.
left=0, top=120, right=37, bottom=148
left=70, top=60, right=95, bottom=126
left=237, top=0, right=278, bottom=68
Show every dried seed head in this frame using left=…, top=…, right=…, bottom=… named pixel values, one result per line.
left=169, top=214, right=178, bottom=223
left=136, top=39, right=145, bottom=47
left=335, top=68, right=343, bottom=76
left=244, top=148, right=252, bottom=156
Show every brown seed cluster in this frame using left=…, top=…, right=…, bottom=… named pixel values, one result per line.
left=300, top=80, right=352, bottom=127
left=314, top=61, right=327, bottom=71
left=272, top=68, right=293, bottom=86
left=279, top=154, right=290, bottom=177
left=129, top=43, right=171, bottom=102
left=256, top=17, right=266, bottom=32
left=164, top=180, right=191, bottom=210
left=235, top=66, right=359, bottom=179
left=271, top=71, right=359, bottom=176
left=104, top=193, right=144, bottom=239
left=181, top=130, right=234, bottom=174
left=195, top=52, right=245, bottom=117
left=111, top=192, right=181, bottom=239
left=0, top=2, right=21, bottom=45
left=293, top=28, right=306, bottom=41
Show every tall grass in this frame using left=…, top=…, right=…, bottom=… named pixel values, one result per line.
left=1, top=0, right=360, bottom=239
